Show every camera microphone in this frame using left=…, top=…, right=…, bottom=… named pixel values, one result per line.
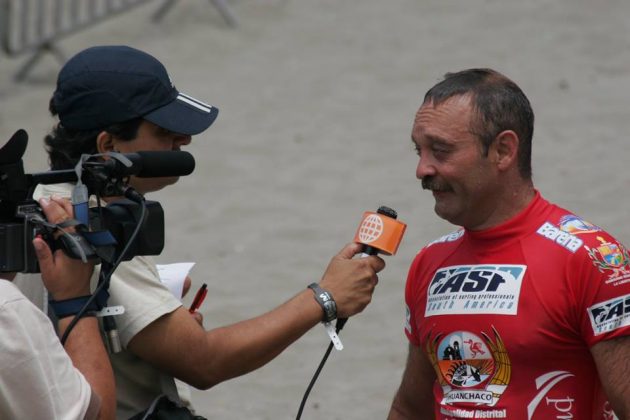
left=32, top=151, right=196, bottom=186
left=107, top=150, right=195, bottom=178
left=100, top=150, right=196, bottom=178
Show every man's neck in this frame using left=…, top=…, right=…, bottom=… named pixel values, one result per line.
left=467, top=180, right=536, bottom=231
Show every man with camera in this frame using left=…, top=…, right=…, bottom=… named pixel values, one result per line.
left=30, top=45, right=385, bottom=418
left=0, top=194, right=115, bottom=419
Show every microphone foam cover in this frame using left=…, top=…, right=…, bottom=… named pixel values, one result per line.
left=134, top=151, right=196, bottom=177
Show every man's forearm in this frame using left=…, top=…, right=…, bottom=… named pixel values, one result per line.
left=199, top=289, right=324, bottom=387
left=129, top=244, right=382, bottom=390
left=128, top=287, right=328, bottom=390
left=60, top=317, right=116, bottom=419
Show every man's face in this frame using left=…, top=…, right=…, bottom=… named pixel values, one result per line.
left=112, top=121, right=192, bottom=194
left=412, top=95, right=500, bottom=229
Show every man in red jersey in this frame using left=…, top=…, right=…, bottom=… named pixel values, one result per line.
left=387, top=68, right=630, bottom=419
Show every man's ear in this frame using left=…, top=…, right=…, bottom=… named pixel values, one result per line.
left=492, top=130, right=519, bottom=171
left=96, top=131, right=115, bottom=154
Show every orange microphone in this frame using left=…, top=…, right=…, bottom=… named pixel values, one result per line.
left=353, top=206, right=406, bottom=256
left=330, top=206, right=406, bottom=346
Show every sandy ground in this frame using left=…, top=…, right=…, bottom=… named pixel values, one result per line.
left=2, top=0, right=630, bottom=418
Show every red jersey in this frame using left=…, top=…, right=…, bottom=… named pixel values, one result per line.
left=405, top=192, right=629, bottom=419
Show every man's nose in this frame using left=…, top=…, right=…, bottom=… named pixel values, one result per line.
left=173, top=134, right=192, bottom=149
left=416, top=156, right=436, bottom=180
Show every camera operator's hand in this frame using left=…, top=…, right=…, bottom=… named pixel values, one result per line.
left=33, top=196, right=94, bottom=300
left=319, top=242, right=385, bottom=318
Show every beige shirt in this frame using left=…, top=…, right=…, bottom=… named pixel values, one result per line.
left=0, top=280, right=97, bottom=419
left=30, top=183, right=189, bottom=419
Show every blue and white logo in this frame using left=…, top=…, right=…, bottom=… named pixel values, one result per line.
left=588, top=294, right=630, bottom=335
left=425, top=265, right=526, bottom=316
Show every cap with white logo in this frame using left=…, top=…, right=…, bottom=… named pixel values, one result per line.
left=53, top=45, right=218, bottom=135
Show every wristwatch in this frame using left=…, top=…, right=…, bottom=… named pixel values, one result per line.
left=307, top=283, right=337, bottom=323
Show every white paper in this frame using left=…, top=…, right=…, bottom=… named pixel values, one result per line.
left=156, top=262, right=196, bottom=300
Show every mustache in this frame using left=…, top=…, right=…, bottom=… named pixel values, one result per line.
left=422, top=177, right=452, bottom=192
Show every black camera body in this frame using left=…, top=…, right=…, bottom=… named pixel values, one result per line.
left=0, top=202, right=44, bottom=273
left=91, top=199, right=164, bottom=263
left=0, top=199, right=165, bottom=273
left=0, top=129, right=169, bottom=273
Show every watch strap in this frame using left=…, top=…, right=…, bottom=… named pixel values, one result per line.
left=307, top=282, right=337, bottom=323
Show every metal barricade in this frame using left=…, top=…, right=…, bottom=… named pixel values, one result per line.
left=0, top=0, right=237, bottom=81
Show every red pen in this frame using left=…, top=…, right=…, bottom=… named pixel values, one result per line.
left=189, top=283, right=208, bottom=313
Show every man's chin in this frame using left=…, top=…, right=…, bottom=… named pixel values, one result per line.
left=433, top=196, right=458, bottom=223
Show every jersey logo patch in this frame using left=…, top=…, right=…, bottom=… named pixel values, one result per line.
left=426, top=229, right=464, bottom=248
left=559, top=214, right=601, bottom=235
left=585, top=236, right=630, bottom=287
left=588, top=293, right=630, bottom=335
left=425, top=265, right=526, bottom=316
left=527, top=371, right=575, bottom=419
left=426, top=327, right=511, bottom=414
left=536, top=222, right=583, bottom=253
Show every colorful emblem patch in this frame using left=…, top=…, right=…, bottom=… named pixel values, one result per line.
left=585, top=237, right=630, bottom=287
left=426, top=327, right=511, bottom=412
left=558, top=214, right=601, bottom=235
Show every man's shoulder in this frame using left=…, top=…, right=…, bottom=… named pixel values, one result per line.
left=534, top=203, right=626, bottom=263
left=0, top=280, right=47, bottom=329
left=0, top=279, right=28, bottom=306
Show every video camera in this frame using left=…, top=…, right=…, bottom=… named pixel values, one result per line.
left=0, top=129, right=195, bottom=273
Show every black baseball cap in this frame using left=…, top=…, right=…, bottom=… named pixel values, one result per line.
left=52, top=45, right=218, bottom=135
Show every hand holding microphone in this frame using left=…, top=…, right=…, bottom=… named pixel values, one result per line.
left=312, top=207, right=406, bottom=350
left=296, top=207, right=406, bottom=420
left=318, top=242, right=385, bottom=319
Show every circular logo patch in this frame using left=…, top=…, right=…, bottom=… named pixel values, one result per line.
left=437, top=331, right=495, bottom=388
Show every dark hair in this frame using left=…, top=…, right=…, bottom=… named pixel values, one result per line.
left=45, top=96, right=143, bottom=170
left=423, top=68, right=534, bottom=179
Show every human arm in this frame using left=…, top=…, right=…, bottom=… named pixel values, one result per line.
left=128, top=242, right=385, bottom=389
left=34, top=196, right=116, bottom=420
left=388, top=343, right=436, bottom=420
left=590, top=336, right=630, bottom=418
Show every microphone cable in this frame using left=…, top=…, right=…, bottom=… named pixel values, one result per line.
left=295, top=318, right=347, bottom=420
